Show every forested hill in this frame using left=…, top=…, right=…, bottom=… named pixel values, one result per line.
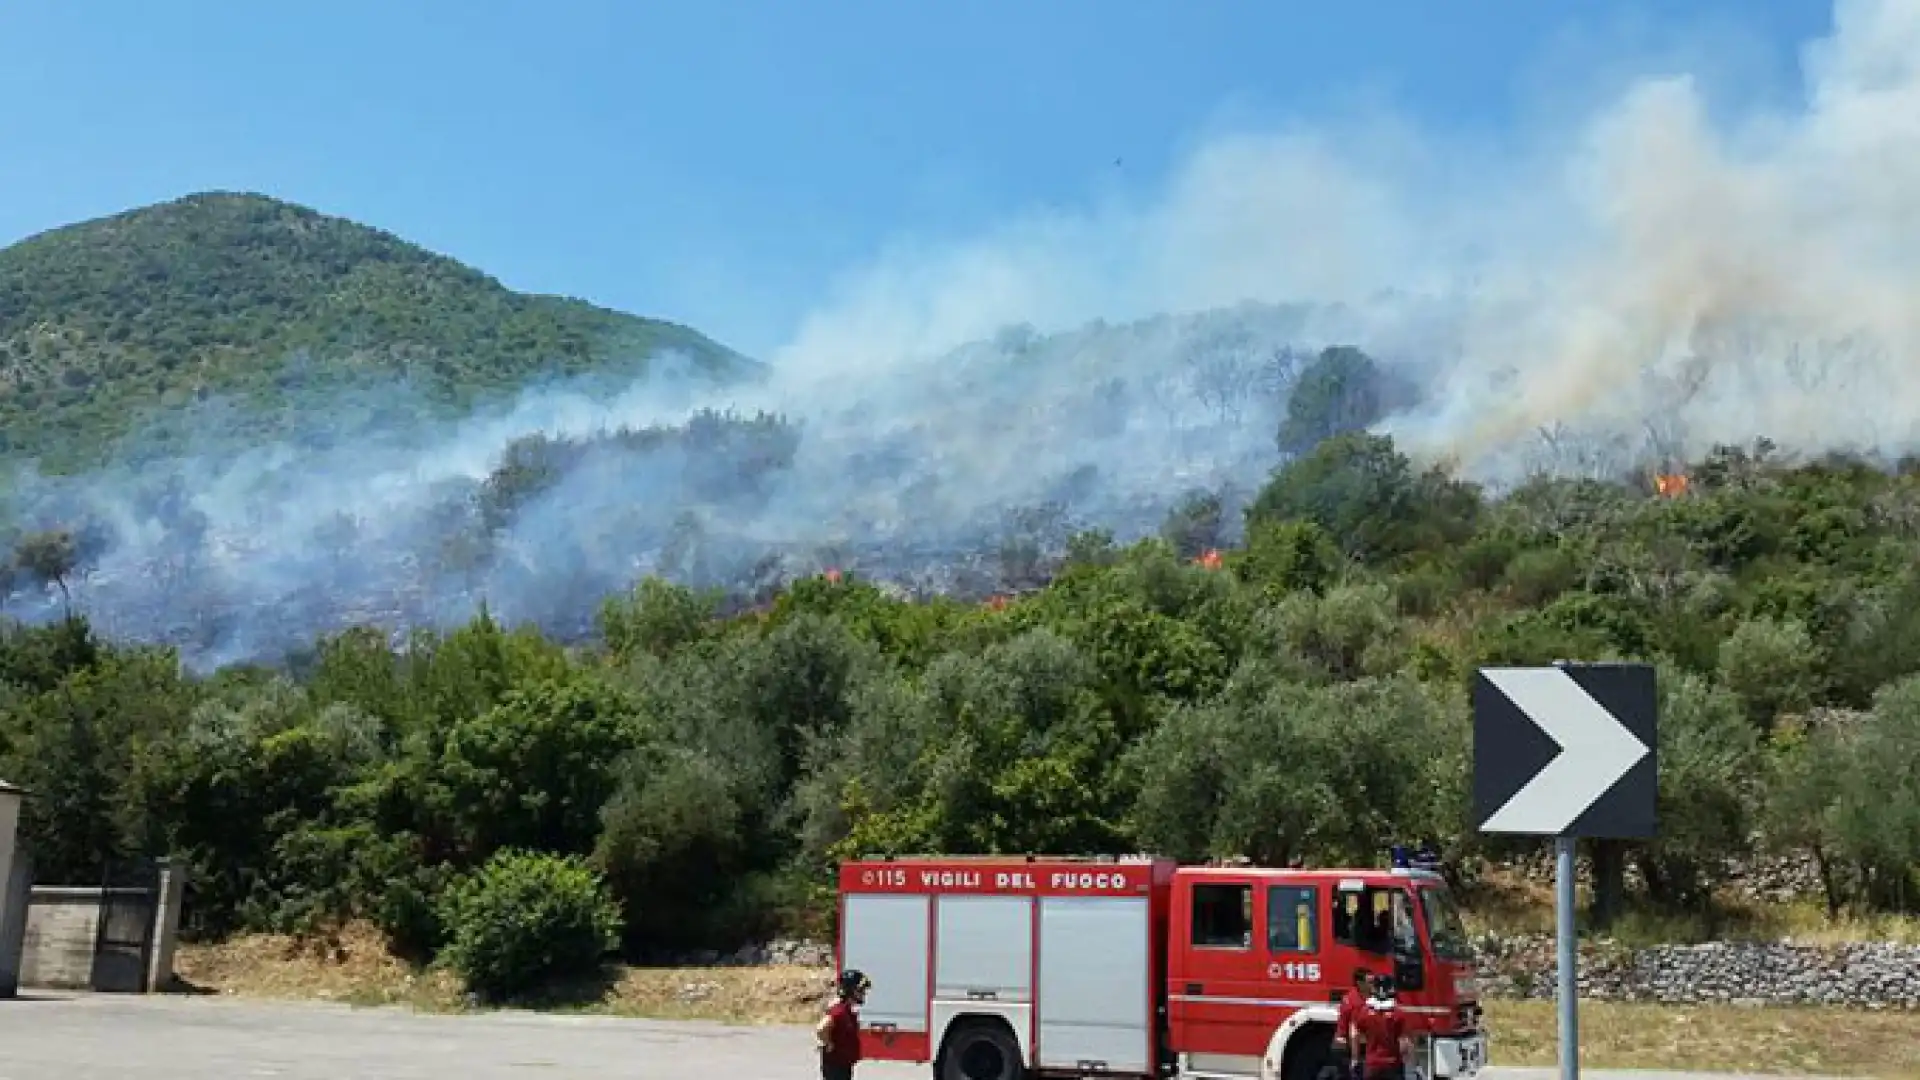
left=0, top=192, right=756, bottom=472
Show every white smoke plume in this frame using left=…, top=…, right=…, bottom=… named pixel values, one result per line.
left=765, top=0, right=1920, bottom=477
left=4, top=0, right=1918, bottom=669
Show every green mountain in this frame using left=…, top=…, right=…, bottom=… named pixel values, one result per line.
left=0, top=192, right=757, bottom=472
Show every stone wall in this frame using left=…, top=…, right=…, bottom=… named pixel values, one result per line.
left=1473, top=935, right=1920, bottom=1008
left=677, top=937, right=1920, bottom=1009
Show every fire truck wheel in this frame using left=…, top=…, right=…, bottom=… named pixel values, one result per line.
left=937, top=1019, right=1024, bottom=1080
left=1281, top=1025, right=1334, bottom=1080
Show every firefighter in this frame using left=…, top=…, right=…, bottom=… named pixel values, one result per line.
left=1330, top=968, right=1372, bottom=1080
left=1352, top=974, right=1413, bottom=1080
left=816, top=968, right=871, bottom=1080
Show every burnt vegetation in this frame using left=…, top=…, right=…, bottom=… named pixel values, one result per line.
left=2, top=195, right=1917, bottom=998
left=0, top=298, right=1368, bottom=668
left=6, top=423, right=1920, bottom=996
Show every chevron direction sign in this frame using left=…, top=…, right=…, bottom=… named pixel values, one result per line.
left=1473, top=662, right=1658, bottom=839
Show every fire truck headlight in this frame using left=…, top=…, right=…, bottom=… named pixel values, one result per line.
left=1453, top=974, right=1480, bottom=998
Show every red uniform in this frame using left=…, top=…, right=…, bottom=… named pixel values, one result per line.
left=820, top=998, right=862, bottom=1078
left=1336, top=988, right=1366, bottom=1044
left=1356, top=1002, right=1405, bottom=1078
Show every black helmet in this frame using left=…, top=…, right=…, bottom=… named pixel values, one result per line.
left=837, top=968, right=872, bottom=999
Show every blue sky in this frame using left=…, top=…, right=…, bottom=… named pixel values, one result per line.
left=0, top=0, right=1834, bottom=357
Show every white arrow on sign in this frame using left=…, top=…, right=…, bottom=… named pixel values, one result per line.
left=1481, top=666, right=1651, bottom=834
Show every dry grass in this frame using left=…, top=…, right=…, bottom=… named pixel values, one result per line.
left=1731, top=902, right=1920, bottom=947
left=1459, top=866, right=1558, bottom=937
left=1460, top=867, right=1920, bottom=947
left=173, top=921, right=836, bottom=1023
left=173, top=921, right=460, bottom=1010
left=175, top=924, right=1920, bottom=1077
left=586, top=966, right=833, bottom=1025
left=1487, top=1000, right=1920, bottom=1079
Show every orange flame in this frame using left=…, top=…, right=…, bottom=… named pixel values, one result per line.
left=823, top=568, right=843, bottom=583
left=1653, top=474, right=1689, bottom=498
left=984, top=595, right=1009, bottom=611
left=1193, top=549, right=1224, bottom=570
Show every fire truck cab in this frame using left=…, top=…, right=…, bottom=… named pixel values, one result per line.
left=836, top=852, right=1486, bottom=1080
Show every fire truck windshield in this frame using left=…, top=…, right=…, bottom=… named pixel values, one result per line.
left=1336, top=886, right=1419, bottom=958
left=1419, top=885, right=1472, bottom=962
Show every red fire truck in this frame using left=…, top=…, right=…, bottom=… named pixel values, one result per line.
left=836, top=852, right=1487, bottom=1080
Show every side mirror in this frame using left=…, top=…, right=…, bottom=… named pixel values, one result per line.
left=1395, top=952, right=1425, bottom=992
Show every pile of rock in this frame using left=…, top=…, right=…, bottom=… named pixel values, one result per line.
left=759, top=940, right=836, bottom=968
left=1473, top=935, right=1920, bottom=1008
left=650, top=940, right=836, bottom=969
left=1495, top=846, right=1825, bottom=905
left=1720, top=852, right=1827, bottom=905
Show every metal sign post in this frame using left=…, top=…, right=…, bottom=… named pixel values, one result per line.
left=1556, top=836, right=1577, bottom=1080
left=1473, top=661, right=1659, bottom=1080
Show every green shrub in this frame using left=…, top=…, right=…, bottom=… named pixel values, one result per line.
left=1501, top=546, right=1580, bottom=606
left=1717, top=616, right=1819, bottom=728
left=1392, top=564, right=1456, bottom=618
left=1455, top=533, right=1519, bottom=592
left=436, top=849, right=622, bottom=1001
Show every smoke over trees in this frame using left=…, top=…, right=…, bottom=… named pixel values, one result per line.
left=7, top=2, right=1920, bottom=996
left=6, top=428, right=1920, bottom=998
left=1, top=314, right=1435, bottom=670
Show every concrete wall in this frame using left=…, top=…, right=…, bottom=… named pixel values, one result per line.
left=0, top=850, right=28, bottom=997
left=147, top=860, right=187, bottom=993
left=0, top=789, right=24, bottom=997
left=0, top=790, right=17, bottom=902
left=17, top=861, right=189, bottom=993
left=20, top=887, right=103, bottom=990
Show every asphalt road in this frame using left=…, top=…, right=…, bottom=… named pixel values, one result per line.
left=0, top=992, right=1850, bottom=1080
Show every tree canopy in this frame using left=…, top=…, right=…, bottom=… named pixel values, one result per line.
left=5, top=428, right=1918, bottom=979
left=0, top=192, right=756, bottom=471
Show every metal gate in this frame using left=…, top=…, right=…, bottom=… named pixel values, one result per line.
left=90, top=857, right=160, bottom=993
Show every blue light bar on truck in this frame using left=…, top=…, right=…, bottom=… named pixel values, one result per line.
left=1390, top=844, right=1442, bottom=872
